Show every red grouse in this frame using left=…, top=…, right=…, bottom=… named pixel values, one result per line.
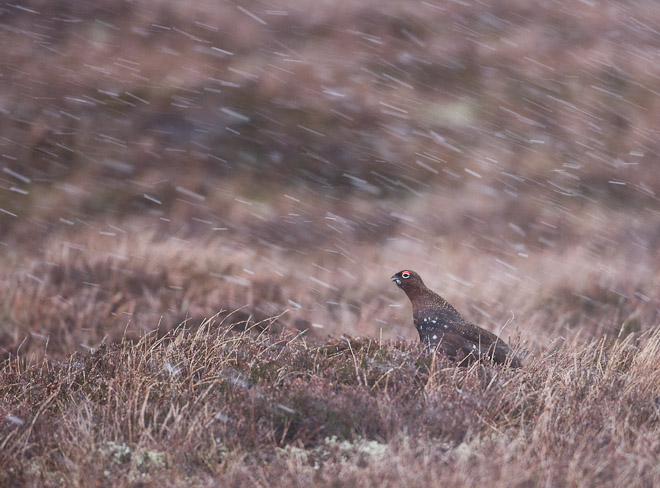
left=392, top=270, right=521, bottom=367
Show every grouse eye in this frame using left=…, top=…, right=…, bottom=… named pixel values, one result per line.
left=401, top=272, right=410, bottom=279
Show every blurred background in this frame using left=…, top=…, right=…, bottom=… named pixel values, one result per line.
left=2, top=0, right=660, bottom=361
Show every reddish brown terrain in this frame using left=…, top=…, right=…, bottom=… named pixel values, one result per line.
left=2, top=1, right=660, bottom=485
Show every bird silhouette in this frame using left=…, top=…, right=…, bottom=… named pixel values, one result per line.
left=392, top=269, right=521, bottom=367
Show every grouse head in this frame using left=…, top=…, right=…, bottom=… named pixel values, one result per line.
left=391, top=269, right=426, bottom=292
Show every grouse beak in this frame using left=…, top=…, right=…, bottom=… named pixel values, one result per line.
left=391, top=274, right=402, bottom=286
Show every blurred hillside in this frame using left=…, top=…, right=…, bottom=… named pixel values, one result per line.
left=1, top=0, right=660, bottom=360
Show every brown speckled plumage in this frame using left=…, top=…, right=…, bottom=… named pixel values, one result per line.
left=392, top=270, right=521, bottom=367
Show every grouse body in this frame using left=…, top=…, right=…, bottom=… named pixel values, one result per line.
left=392, top=270, right=521, bottom=367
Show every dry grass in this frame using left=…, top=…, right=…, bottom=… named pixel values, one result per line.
left=3, top=0, right=660, bottom=485
left=2, top=225, right=659, bottom=487
left=2, top=225, right=658, bottom=363
left=2, top=320, right=660, bottom=487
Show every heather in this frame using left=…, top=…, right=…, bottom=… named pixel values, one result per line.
left=2, top=0, right=660, bottom=486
